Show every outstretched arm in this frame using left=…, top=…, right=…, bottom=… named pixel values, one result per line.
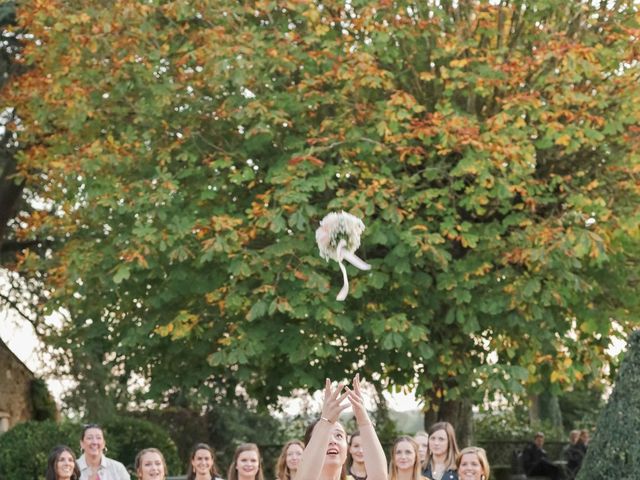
left=347, top=374, right=388, bottom=480
left=296, top=379, right=350, bottom=480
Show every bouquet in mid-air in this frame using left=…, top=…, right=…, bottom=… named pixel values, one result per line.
left=315, top=211, right=371, bottom=301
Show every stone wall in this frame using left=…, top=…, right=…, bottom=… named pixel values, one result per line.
left=0, top=339, right=34, bottom=432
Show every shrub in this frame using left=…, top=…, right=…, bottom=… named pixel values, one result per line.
left=101, top=416, right=181, bottom=476
left=577, top=330, right=640, bottom=480
left=0, top=416, right=180, bottom=479
left=474, top=409, right=533, bottom=441
left=0, top=420, right=77, bottom=480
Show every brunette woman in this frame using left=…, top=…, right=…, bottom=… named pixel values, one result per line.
left=424, top=422, right=459, bottom=480
left=77, top=424, right=130, bottom=480
left=228, top=443, right=264, bottom=480
left=46, top=446, right=81, bottom=480
left=347, top=431, right=367, bottom=480
left=187, top=443, right=223, bottom=480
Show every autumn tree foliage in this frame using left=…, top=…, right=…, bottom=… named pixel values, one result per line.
left=4, top=0, right=639, bottom=428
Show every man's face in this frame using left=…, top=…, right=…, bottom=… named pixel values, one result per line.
left=534, top=435, right=545, bottom=448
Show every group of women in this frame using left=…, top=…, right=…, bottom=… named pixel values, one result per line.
left=45, top=376, right=490, bottom=480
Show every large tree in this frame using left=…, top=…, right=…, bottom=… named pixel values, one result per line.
left=4, top=0, right=639, bottom=437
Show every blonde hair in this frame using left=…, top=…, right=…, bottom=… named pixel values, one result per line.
left=275, top=440, right=304, bottom=480
left=456, top=447, right=490, bottom=480
left=135, top=448, right=167, bottom=480
left=389, top=436, right=422, bottom=480
left=427, top=422, right=459, bottom=472
left=413, top=431, right=429, bottom=470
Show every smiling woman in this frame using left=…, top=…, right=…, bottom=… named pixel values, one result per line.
left=455, top=447, right=489, bottom=480
left=227, top=444, right=264, bottom=480
left=297, top=375, right=387, bottom=480
left=389, top=436, right=423, bottom=480
left=77, top=424, right=130, bottom=480
left=46, top=445, right=81, bottom=480
left=187, top=443, right=223, bottom=480
left=135, top=448, right=168, bottom=480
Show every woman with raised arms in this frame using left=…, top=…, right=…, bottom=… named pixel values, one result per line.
left=296, top=374, right=387, bottom=480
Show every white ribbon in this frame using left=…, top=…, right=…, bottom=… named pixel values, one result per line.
left=335, top=239, right=372, bottom=301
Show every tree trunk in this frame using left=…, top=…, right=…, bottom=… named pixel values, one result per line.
left=0, top=152, right=25, bottom=253
left=423, top=396, right=474, bottom=447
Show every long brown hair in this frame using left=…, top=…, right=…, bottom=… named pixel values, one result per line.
left=426, top=422, right=459, bottom=472
left=388, top=436, right=421, bottom=480
left=187, top=443, right=221, bottom=480
left=275, top=440, right=304, bottom=480
left=227, top=443, right=264, bottom=480
left=45, top=445, right=81, bottom=480
left=347, top=430, right=363, bottom=474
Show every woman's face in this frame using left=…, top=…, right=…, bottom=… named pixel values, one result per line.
left=285, top=444, right=303, bottom=471
left=394, top=440, right=417, bottom=473
left=458, top=453, right=483, bottom=480
left=192, top=449, right=213, bottom=477
left=236, top=450, right=260, bottom=479
left=80, top=427, right=105, bottom=458
left=349, top=435, right=365, bottom=464
left=428, top=429, right=449, bottom=457
left=56, top=450, right=76, bottom=480
left=323, top=422, right=348, bottom=468
left=415, top=435, right=429, bottom=463
left=137, top=451, right=165, bottom=480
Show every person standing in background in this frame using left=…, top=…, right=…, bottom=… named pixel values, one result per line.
left=521, top=432, right=562, bottom=480
left=347, top=431, right=367, bottom=480
left=563, top=431, right=583, bottom=479
left=135, top=448, right=167, bottom=480
left=228, top=444, right=264, bottom=480
left=77, top=424, right=130, bottom=480
left=423, top=422, right=459, bottom=480
left=275, top=440, right=304, bottom=480
left=187, top=443, right=223, bottom=480
left=413, top=432, right=429, bottom=476
left=388, top=436, right=426, bottom=480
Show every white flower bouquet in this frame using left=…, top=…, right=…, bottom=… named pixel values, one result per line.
left=315, top=211, right=371, bottom=301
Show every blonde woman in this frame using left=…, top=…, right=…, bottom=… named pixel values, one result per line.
left=456, top=447, right=489, bottom=480
left=275, top=440, right=304, bottom=480
left=388, top=436, right=426, bottom=480
left=413, top=432, right=429, bottom=475
left=135, top=448, right=168, bottom=480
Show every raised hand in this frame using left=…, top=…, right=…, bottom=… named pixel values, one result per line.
left=346, top=374, right=373, bottom=427
left=320, top=378, right=351, bottom=423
